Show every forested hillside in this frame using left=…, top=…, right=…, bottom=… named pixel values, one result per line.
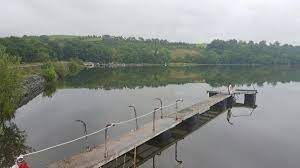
left=1, top=35, right=300, bottom=64
left=202, top=39, right=300, bottom=64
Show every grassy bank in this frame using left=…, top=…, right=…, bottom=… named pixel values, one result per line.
left=16, top=60, right=83, bottom=81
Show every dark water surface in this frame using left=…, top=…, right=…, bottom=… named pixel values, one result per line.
left=6, top=66, right=300, bottom=167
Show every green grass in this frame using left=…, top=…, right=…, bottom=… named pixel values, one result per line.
left=169, top=48, right=202, bottom=62
left=48, top=35, right=81, bottom=40
left=16, top=61, right=69, bottom=77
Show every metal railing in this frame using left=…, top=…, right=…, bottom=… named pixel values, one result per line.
left=22, top=98, right=184, bottom=158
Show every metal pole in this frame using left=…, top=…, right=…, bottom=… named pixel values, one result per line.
left=129, top=105, right=138, bottom=130
left=104, top=123, right=115, bottom=158
left=175, top=99, right=183, bottom=120
left=104, top=125, right=109, bottom=158
left=153, top=108, right=159, bottom=132
left=175, top=142, right=183, bottom=164
left=155, top=98, right=163, bottom=119
left=75, top=120, right=89, bottom=151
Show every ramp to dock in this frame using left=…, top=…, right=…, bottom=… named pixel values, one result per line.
left=49, top=94, right=232, bottom=168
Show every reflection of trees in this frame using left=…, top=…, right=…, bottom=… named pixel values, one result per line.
left=43, top=81, right=58, bottom=97
left=197, top=65, right=300, bottom=87
left=65, top=67, right=172, bottom=89
left=0, top=122, right=31, bottom=168
left=64, top=65, right=300, bottom=89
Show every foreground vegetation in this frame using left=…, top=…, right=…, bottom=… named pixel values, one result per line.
left=1, top=35, right=300, bottom=65
left=0, top=47, right=83, bottom=122
left=0, top=46, right=22, bottom=122
left=40, top=58, right=83, bottom=82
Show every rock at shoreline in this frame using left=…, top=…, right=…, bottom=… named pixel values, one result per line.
left=18, top=75, right=46, bottom=108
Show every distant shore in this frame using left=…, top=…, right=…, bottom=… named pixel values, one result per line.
left=18, top=62, right=293, bottom=71
left=88, top=62, right=261, bottom=69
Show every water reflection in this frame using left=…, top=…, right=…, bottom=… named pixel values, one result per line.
left=227, top=106, right=257, bottom=125
left=42, top=81, right=58, bottom=97
left=33, top=65, right=300, bottom=99
left=2, top=65, right=298, bottom=167
left=226, top=109, right=234, bottom=125
left=63, top=65, right=300, bottom=89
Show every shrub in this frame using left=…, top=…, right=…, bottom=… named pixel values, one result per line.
left=0, top=46, right=22, bottom=121
left=41, top=62, right=57, bottom=82
left=68, top=58, right=83, bottom=75
left=53, top=62, right=67, bottom=79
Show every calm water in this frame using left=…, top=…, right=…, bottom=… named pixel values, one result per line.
left=5, top=66, right=300, bottom=167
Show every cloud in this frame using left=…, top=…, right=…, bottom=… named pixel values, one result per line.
left=0, top=0, right=299, bottom=44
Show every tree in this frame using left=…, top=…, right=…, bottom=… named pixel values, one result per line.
left=0, top=122, right=31, bottom=167
left=1, top=35, right=300, bottom=65
left=0, top=46, right=22, bottom=122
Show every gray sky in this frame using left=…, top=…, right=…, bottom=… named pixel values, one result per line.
left=1, top=0, right=300, bottom=44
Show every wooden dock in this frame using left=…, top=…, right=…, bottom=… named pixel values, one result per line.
left=49, top=90, right=257, bottom=168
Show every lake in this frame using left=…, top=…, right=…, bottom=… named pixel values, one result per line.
left=4, top=65, right=300, bottom=168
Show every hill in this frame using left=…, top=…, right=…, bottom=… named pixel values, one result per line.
left=0, top=35, right=300, bottom=64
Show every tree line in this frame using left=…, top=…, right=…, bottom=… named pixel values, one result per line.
left=0, top=35, right=180, bottom=64
left=0, top=35, right=300, bottom=64
left=199, top=39, right=300, bottom=64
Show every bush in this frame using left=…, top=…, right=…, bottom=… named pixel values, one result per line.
left=0, top=46, right=22, bottom=121
left=68, top=58, right=83, bottom=75
left=41, top=62, right=57, bottom=82
left=53, top=62, right=67, bottom=79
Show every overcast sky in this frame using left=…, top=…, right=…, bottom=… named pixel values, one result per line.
left=1, top=0, right=300, bottom=44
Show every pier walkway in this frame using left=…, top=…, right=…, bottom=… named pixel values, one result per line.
left=49, top=89, right=257, bottom=168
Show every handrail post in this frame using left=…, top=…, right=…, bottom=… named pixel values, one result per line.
left=104, top=123, right=115, bottom=158
left=153, top=108, right=159, bottom=132
left=75, top=120, right=89, bottom=151
left=153, top=155, right=156, bottom=168
left=175, top=142, right=183, bottom=164
left=155, top=98, right=163, bottom=119
left=175, top=99, right=184, bottom=120
left=228, top=83, right=233, bottom=95
left=129, top=105, right=138, bottom=130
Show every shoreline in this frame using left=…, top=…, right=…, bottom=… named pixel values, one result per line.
left=92, top=63, right=262, bottom=69
left=18, top=62, right=298, bottom=70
